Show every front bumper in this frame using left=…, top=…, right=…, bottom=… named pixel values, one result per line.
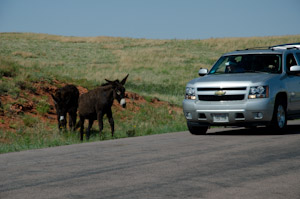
left=182, top=98, right=274, bottom=127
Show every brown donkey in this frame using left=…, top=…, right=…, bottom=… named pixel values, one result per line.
left=52, top=84, right=79, bottom=131
left=78, top=74, right=129, bottom=140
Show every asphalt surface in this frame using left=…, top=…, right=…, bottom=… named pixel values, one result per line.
left=1, top=121, right=300, bottom=199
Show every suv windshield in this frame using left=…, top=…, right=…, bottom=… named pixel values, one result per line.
left=209, top=54, right=282, bottom=74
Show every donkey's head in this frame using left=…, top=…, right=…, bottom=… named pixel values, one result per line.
left=105, top=74, right=129, bottom=108
left=51, top=92, right=70, bottom=129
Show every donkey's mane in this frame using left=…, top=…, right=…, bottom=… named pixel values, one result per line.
left=101, top=82, right=110, bottom=86
left=99, top=83, right=114, bottom=91
left=101, top=79, right=120, bottom=87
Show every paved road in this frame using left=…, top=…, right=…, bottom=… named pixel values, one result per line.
left=1, top=121, right=300, bottom=199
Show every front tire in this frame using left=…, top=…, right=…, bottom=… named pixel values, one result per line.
left=270, top=99, right=287, bottom=131
left=187, top=122, right=208, bottom=135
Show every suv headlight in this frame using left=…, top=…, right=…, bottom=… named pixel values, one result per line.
left=248, top=86, right=269, bottom=99
left=185, top=87, right=196, bottom=100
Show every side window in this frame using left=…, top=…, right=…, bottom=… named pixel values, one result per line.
left=295, top=53, right=300, bottom=64
left=286, top=53, right=297, bottom=73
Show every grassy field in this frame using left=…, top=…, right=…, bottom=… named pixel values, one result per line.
left=1, top=33, right=300, bottom=104
left=1, top=33, right=300, bottom=153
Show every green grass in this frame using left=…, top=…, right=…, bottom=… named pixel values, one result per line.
left=0, top=124, right=82, bottom=153
left=0, top=103, right=186, bottom=153
left=36, top=98, right=51, bottom=115
left=1, top=32, right=300, bottom=153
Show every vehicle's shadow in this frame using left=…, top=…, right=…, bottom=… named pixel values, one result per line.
left=208, top=124, right=300, bottom=136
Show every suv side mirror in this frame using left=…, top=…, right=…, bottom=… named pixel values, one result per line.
left=198, top=68, right=208, bottom=76
left=290, top=65, right=300, bottom=72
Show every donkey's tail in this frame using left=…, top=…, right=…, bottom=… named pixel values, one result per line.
left=75, top=119, right=81, bottom=130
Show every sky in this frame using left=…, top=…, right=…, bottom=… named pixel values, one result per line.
left=0, top=0, right=300, bottom=40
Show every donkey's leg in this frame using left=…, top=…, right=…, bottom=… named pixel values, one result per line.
left=57, top=115, right=66, bottom=131
left=107, top=108, right=114, bottom=137
left=97, top=111, right=104, bottom=137
left=86, top=119, right=93, bottom=140
left=73, top=112, right=77, bottom=131
left=57, top=116, right=61, bottom=131
left=62, top=114, right=67, bottom=131
left=68, top=112, right=72, bottom=130
left=79, top=116, right=85, bottom=141
left=69, top=111, right=77, bottom=131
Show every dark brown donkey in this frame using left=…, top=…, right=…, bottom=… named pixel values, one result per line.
left=78, top=74, right=129, bottom=140
left=52, top=84, right=79, bottom=131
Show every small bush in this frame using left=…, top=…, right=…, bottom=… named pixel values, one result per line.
left=22, top=115, right=38, bottom=127
left=0, top=80, right=20, bottom=97
left=36, top=100, right=50, bottom=115
left=12, top=51, right=37, bottom=59
left=15, top=81, right=27, bottom=90
left=0, top=58, right=19, bottom=77
left=26, top=72, right=53, bottom=84
left=8, top=87, right=21, bottom=98
left=0, top=81, right=10, bottom=94
left=15, top=80, right=36, bottom=93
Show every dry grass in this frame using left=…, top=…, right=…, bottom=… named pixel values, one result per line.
left=12, top=51, right=37, bottom=58
left=202, top=35, right=300, bottom=52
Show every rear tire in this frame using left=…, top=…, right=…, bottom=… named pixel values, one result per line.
left=187, top=122, right=208, bottom=135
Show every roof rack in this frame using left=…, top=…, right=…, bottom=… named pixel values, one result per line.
left=236, top=46, right=269, bottom=51
left=269, top=42, right=300, bottom=50
left=243, top=46, right=269, bottom=50
left=237, top=42, right=300, bottom=51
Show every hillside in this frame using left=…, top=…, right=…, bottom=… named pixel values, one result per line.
left=2, top=33, right=300, bottom=104
left=1, top=33, right=300, bottom=153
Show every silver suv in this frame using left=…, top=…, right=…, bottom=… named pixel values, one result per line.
left=183, top=43, right=300, bottom=134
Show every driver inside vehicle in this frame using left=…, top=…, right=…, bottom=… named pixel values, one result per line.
left=225, top=61, right=244, bottom=73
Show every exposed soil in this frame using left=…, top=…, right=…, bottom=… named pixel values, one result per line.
left=0, top=80, right=181, bottom=131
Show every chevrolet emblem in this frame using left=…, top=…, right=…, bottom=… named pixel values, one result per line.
left=215, top=90, right=226, bottom=96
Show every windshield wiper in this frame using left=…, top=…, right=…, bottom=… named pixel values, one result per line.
left=244, top=70, right=267, bottom=73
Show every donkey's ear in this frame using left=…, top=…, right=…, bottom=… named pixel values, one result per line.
left=105, top=79, right=114, bottom=84
left=51, top=94, right=58, bottom=104
left=121, top=74, right=129, bottom=85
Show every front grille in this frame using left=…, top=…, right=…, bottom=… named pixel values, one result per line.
left=198, top=95, right=245, bottom=101
left=197, top=87, right=247, bottom=91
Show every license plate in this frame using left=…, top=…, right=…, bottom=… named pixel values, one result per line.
left=213, top=113, right=229, bottom=123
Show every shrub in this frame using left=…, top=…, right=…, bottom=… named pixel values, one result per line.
left=12, top=51, right=37, bottom=59
left=22, top=115, right=38, bottom=127
left=0, top=81, right=10, bottom=94
left=0, top=58, right=19, bottom=77
left=36, top=100, right=50, bottom=115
